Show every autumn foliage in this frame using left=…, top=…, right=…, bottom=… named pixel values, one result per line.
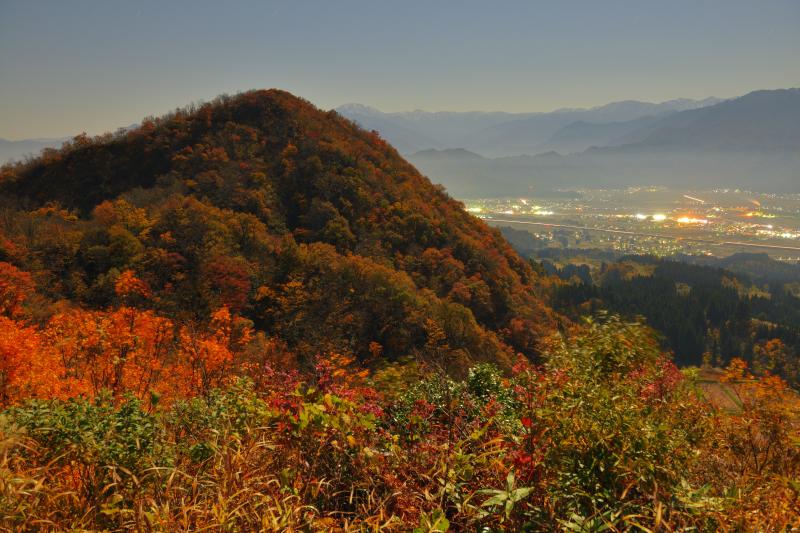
left=0, top=91, right=796, bottom=530
left=0, top=316, right=796, bottom=530
left=0, top=90, right=556, bottom=370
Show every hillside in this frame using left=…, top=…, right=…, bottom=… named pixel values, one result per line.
left=0, top=89, right=557, bottom=372
left=533, top=251, right=800, bottom=385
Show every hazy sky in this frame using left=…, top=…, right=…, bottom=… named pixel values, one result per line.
left=1, top=0, right=798, bottom=139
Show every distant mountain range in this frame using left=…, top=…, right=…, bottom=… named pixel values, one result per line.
left=337, top=97, right=723, bottom=157
left=400, top=89, right=800, bottom=196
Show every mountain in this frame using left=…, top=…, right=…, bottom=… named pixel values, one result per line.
left=0, top=137, right=67, bottom=164
left=408, top=89, right=800, bottom=195
left=0, top=89, right=557, bottom=371
left=407, top=149, right=501, bottom=198
left=535, top=115, right=661, bottom=154
left=336, top=97, right=721, bottom=157
left=609, top=88, right=800, bottom=150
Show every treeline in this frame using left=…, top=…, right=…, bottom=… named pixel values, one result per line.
left=549, top=256, right=800, bottom=384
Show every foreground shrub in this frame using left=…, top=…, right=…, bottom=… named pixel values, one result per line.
left=0, top=318, right=798, bottom=531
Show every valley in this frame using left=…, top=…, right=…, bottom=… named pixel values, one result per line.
left=464, top=188, right=800, bottom=260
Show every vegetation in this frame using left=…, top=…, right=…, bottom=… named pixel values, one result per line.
left=0, top=91, right=797, bottom=530
left=0, top=316, right=797, bottom=530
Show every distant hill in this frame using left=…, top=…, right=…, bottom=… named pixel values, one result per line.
left=0, top=89, right=557, bottom=370
left=535, top=115, right=661, bottom=154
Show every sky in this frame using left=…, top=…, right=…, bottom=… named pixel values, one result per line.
left=1, top=0, right=798, bottom=139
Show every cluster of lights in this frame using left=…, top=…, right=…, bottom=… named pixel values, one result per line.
left=631, top=213, right=709, bottom=224
left=754, top=229, right=800, bottom=240
left=462, top=193, right=800, bottom=258
left=676, top=216, right=709, bottom=225
left=632, top=213, right=667, bottom=222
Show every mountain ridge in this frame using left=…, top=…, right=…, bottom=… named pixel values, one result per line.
left=336, top=96, right=723, bottom=157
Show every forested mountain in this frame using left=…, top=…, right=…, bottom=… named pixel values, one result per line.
left=0, top=89, right=558, bottom=376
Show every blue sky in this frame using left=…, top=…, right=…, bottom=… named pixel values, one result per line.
left=1, top=0, right=798, bottom=139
